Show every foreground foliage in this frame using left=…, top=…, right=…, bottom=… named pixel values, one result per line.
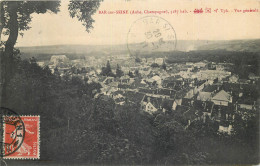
left=0, top=54, right=259, bottom=165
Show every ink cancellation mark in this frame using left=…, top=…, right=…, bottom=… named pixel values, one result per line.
left=127, top=16, right=177, bottom=57
left=0, top=107, right=25, bottom=158
left=4, top=115, right=40, bottom=160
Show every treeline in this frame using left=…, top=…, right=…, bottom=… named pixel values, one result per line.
left=139, top=50, right=259, bottom=65
left=1, top=52, right=259, bottom=165
left=19, top=53, right=89, bottom=61
left=140, top=50, right=260, bottom=78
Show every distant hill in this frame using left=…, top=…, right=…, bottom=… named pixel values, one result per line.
left=197, top=39, right=260, bottom=52
left=17, top=39, right=260, bottom=60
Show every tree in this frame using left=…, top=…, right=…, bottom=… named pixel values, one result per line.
left=1, top=1, right=103, bottom=53
left=116, top=64, right=124, bottom=78
left=81, top=67, right=87, bottom=73
left=135, top=57, right=142, bottom=63
left=54, top=67, right=60, bottom=77
left=128, top=71, right=134, bottom=78
left=0, top=0, right=104, bottom=101
left=106, top=60, right=111, bottom=72
left=151, top=63, right=159, bottom=68
left=71, top=66, right=77, bottom=74
left=134, top=69, right=140, bottom=77
left=68, top=1, right=104, bottom=33
left=0, top=1, right=60, bottom=101
left=162, top=62, right=166, bottom=70
left=100, top=61, right=115, bottom=77
left=1, top=2, right=60, bottom=77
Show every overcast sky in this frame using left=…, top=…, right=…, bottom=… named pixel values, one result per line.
left=14, top=0, right=260, bottom=47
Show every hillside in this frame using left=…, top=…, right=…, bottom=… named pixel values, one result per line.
left=17, top=39, right=260, bottom=61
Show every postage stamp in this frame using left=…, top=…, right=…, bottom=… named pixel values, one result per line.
left=0, top=107, right=25, bottom=158
left=3, top=115, right=40, bottom=159
left=127, top=16, right=177, bottom=57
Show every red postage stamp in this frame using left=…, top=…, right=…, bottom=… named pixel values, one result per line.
left=3, top=116, right=40, bottom=159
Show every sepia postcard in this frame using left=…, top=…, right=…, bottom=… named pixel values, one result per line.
left=0, top=0, right=259, bottom=165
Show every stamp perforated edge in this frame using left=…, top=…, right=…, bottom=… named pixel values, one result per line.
left=4, top=115, right=40, bottom=160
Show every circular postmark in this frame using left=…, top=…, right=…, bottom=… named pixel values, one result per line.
left=127, top=16, right=177, bottom=57
left=0, top=159, right=7, bottom=166
left=0, top=107, right=25, bottom=157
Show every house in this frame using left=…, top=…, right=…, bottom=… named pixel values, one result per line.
left=184, top=88, right=196, bottom=99
left=194, top=61, right=207, bottom=68
left=102, top=86, right=117, bottom=95
left=141, top=95, right=161, bottom=114
left=118, top=84, right=132, bottom=90
left=108, top=81, right=118, bottom=88
left=103, top=77, right=115, bottom=85
left=138, top=87, right=154, bottom=93
left=174, top=105, right=203, bottom=127
left=125, top=91, right=145, bottom=105
left=37, top=61, right=45, bottom=67
left=193, top=100, right=214, bottom=122
left=197, top=84, right=220, bottom=101
left=216, top=64, right=225, bottom=71
left=211, top=104, right=234, bottom=122
left=237, top=95, right=256, bottom=110
left=139, top=68, right=151, bottom=77
left=248, top=73, right=260, bottom=80
left=229, top=75, right=239, bottom=83
left=196, top=70, right=231, bottom=81
left=218, top=121, right=233, bottom=135
left=211, top=90, right=232, bottom=106
left=155, top=88, right=176, bottom=98
left=50, top=55, right=69, bottom=65
left=141, top=95, right=175, bottom=114
left=181, top=98, right=194, bottom=107
left=155, top=58, right=164, bottom=65
left=111, top=91, right=125, bottom=105
left=147, top=58, right=154, bottom=64
left=130, top=79, right=148, bottom=89
left=197, top=92, right=212, bottom=101
left=151, top=75, right=162, bottom=86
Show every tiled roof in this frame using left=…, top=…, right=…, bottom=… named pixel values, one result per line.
left=125, top=91, right=145, bottom=104
left=197, top=92, right=212, bottom=101
left=118, top=84, right=131, bottom=89
left=142, top=95, right=163, bottom=109
left=175, top=105, right=189, bottom=113
left=138, top=88, right=156, bottom=94
left=130, top=79, right=147, bottom=89
left=111, top=90, right=124, bottom=96
left=155, top=88, right=176, bottom=96
left=202, top=84, right=219, bottom=92
left=212, top=90, right=231, bottom=102
left=194, top=80, right=206, bottom=87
